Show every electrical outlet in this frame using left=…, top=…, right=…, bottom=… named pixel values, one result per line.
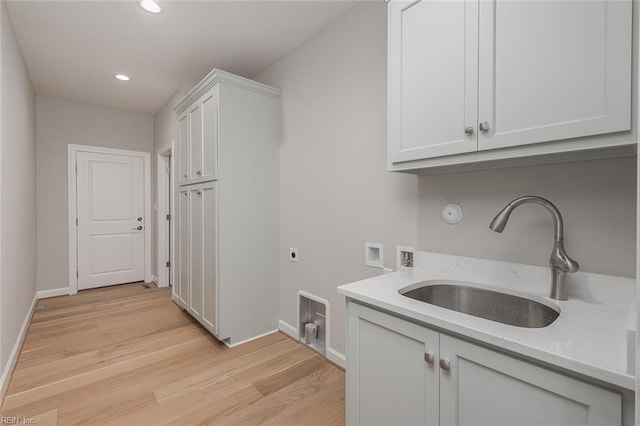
left=289, top=248, right=299, bottom=262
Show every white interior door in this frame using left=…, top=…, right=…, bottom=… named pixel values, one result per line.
left=76, top=151, right=145, bottom=290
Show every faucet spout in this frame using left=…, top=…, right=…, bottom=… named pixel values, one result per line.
left=489, top=196, right=579, bottom=301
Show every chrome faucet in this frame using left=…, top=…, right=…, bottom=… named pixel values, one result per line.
left=489, top=196, right=579, bottom=301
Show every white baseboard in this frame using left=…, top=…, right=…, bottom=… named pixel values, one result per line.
left=36, top=287, right=70, bottom=299
left=278, top=320, right=298, bottom=340
left=327, top=347, right=346, bottom=369
left=151, top=275, right=159, bottom=285
left=0, top=294, right=36, bottom=404
left=223, top=329, right=280, bottom=348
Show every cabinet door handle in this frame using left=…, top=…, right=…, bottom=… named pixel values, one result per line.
left=196, top=190, right=202, bottom=196
left=196, top=170, right=202, bottom=176
left=464, top=125, right=474, bottom=136
left=424, top=353, right=435, bottom=364
left=479, top=121, right=490, bottom=132
left=132, top=225, right=143, bottom=231
left=439, top=358, right=451, bottom=372
left=184, top=173, right=188, bottom=178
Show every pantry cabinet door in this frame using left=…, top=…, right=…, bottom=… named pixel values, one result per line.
left=189, top=103, right=203, bottom=181
left=388, top=0, right=478, bottom=163
left=188, top=186, right=203, bottom=320
left=175, top=188, right=189, bottom=308
left=199, top=182, right=217, bottom=334
left=477, top=0, right=632, bottom=152
left=200, top=90, right=218, bottom=181
left=439, top=334, right=622, bottom=426
left=347, top=302, right=440, bottom=426
left=178, top=113, right=189, bottom=186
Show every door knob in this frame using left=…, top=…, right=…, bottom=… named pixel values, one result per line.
left=137, top=217, right=143, bottom=222
left=132, top=225, right=143, bottom=231
left=424, top=353, right=435, bottom=365
left=439, top=358, right=451, bottom=372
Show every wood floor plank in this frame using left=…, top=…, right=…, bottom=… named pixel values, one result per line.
left=200, top=346, right=317, bottom=403
left=153, top=338, right=301, bottom=403
left=6, top=343, right=222, bottom=421
left=253, top=354, right=327, bottom=396
left=30, top=408, right=58, bottom=426
left=164, top=385, right=264, bottom=426
left=215, top=362, right=344, bottom=425
left=0, top=282, right=345, bottom=424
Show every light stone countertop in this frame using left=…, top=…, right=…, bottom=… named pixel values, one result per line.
left=337, top=251, right=636, bottom=390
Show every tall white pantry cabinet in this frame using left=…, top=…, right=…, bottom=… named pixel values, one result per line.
left=173, top=69, right=280, bottom=346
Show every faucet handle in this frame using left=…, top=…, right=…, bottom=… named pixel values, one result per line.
left=558, top=255, right=579, bottom=273
left=551, top=241, right=579, bottom=273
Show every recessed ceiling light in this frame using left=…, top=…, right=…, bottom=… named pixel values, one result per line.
left=139, top=0, right=162, bottom=14
left=114, top=74, right=131, bottom=81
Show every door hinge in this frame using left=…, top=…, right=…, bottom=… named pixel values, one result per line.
left=166, top=214, right=171, bottom=221
left=166, top=261, right=171, bottom=268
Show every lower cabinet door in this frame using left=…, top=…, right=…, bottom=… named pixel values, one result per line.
left=199, top=182, right=217, bottom=334
left=188, top=185, right=203, bottom=320
left=347, top=302, right=440, bottom=426
left=439, top=334, right=622, bottom=426
left=174, top=188, right=189, bottom=308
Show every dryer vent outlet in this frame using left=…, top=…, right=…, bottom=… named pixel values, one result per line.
left=298, top=293, right=327, bottom=356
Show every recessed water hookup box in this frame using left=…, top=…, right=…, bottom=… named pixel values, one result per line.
left=298, top=291, right=328, bottom=356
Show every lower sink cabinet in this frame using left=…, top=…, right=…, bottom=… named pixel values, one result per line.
left=346, top=302, right=623, bottom=426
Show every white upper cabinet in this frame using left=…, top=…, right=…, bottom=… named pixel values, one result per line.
left=178, top=113, right=189, bottom=185
left=477, top=0, right=632, bottom=151
left=179, top=88, right=219, bottom=186
left=388, top=0, right=633, bottom=172
left=200, top=91, right=218, bottom=182
left=188, top=103, right=203, bottom=181
left=388, top=0, right=478, bottom=161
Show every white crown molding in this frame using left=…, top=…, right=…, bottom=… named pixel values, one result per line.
left=174, top=68, right=281, bottom=114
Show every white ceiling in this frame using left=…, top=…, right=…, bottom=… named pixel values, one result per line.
left=6, top=1, right=359, bottom=115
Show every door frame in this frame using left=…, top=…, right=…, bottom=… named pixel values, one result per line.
left=156, top=142, right=175, bottom=288
left=67, top=144, right=152, bottom=295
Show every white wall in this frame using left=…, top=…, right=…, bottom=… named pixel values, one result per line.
left=152, top=86, right=188, bottom=284
left=36, top=96, right=153, bottom=292
left=0, top=0, right=37, bottom=389
left=417, top=157, right=636, bottom=277
left=255, top=2, right=418, bottom=357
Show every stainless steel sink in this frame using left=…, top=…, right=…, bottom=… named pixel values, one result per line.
left=399, top=281, right=560, bottom=328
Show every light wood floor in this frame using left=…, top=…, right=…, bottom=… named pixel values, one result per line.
left=0, top=283, right=345, bottom=425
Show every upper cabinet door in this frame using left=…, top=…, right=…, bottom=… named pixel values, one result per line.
left=200, top=90, right=218, bottom=181
left=388, top=0, right=478, bottom=163
left=477, top=0, right=632, bottom=151
left=178, top=113, right=189, bottom=186
left=189, top=103, right=203, bottom=181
